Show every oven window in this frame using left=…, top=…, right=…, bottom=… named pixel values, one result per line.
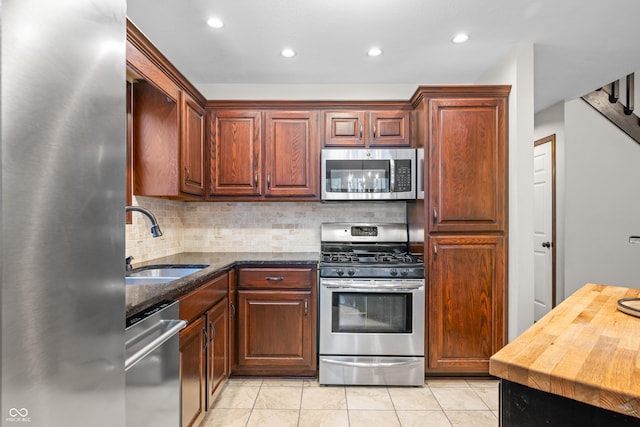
left=325, top=160, right=390, bottom=193
left=331, top=292, right=412, bottom=333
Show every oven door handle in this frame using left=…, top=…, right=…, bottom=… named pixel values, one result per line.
left=320, top=358, right=422, bottom=368
left=321, top=281, right=423, bottom=291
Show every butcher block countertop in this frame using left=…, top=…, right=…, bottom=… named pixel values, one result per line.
left=490, top=283, right=640, bottom=418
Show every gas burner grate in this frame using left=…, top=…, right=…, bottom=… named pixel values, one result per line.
left=321, top=251, right=421, bottom=265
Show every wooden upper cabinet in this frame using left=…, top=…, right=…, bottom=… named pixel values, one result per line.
left=427, top=235, right=505, bottom=374
left=324, top=111, right=367, bottom=146
left=127, top=22, right=206, bottom=199
left=428, top=97, right=507, bottom=232
left=264, top=111, right=319, bottom=198
left=369, top=110, right=410, bottom=146
left=209, top=110, right=262, bottom=196
left=181, top=92, right=206, bottom=196
left=132, top=80, right=180, bottom=197
left=324, top=110, right=410, bottom=147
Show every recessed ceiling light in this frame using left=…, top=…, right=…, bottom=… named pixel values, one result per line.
left=452, top=33, right=469, bottom=44
left=207, top=17, right=224, bottom=29
left=281, top=48, right=296, bottom=58
left=367, top=47, right=383, bottom=57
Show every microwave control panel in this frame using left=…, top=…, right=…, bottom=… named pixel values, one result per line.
left=395, top=160, right=412, bottom=192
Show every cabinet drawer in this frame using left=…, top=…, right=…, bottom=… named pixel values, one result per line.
left=238, top=268, right=313, bottom=289
left=179, top=273, right=229, bottom=323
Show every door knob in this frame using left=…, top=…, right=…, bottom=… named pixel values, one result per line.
left=542, top=242, right=551, bottom=248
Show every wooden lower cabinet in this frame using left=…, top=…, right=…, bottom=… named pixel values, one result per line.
left=206, top=297, right=229, bottom=404
left=236, top=290, right=314, bottom=375
left=427, top=235, right=506, bottom=374
left=234, top=266, right=317, bottom=377
left=178, top=273, right=230, bottom=427
left=179, top=316, right=206, bottom=427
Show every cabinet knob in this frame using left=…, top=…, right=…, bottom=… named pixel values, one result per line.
left=542, top=241, right=551, bottom=248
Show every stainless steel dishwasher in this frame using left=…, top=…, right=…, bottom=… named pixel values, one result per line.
left=126, top=300, right=186, bottom=427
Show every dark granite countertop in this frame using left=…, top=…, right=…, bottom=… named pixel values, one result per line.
left=126, top=252, right=319, bottom=317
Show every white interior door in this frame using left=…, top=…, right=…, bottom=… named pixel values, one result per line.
left=533, top=139, right=554, bottom=321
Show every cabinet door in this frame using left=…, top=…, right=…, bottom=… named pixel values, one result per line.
left=264, top=111, right=319, bottom=198
left=369, top=110, right=410, bottom=147
left=180, top=92, right=205, bottom=196
left=206, top=297, right=229, bottom=408
left=236, top=290, right=315, bottom=375
left=324, top=111, right=366, bottom=146
left=427, top=235, right=506, bottom=374
left=179, top=316, right=206, bottom=427
left=209, top=110, right=262, bottom=196
left=428, top=97, right=507, bottom=232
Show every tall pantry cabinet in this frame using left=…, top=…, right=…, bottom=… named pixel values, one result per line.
left=408, top=86, right=510, bottom=375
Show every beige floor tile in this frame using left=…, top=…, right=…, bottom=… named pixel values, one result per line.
left=348, top=410, right=401, bottom=427
left=261, top=378, right=305, bottom=387
left=301, top=386, right=347, bottom=409
left=396, top=410, right=452, bottom=427
left=431, top=388, right=489, bottom=411
left=254, top=386, right=302, bottom=409
left=445, top=410, right=498, bottom=427
left=246, top=409, right=299, bottom=427
left=472, top=386, right=498, bottom=411
left=299, top=409, right=349, bottom=427
left=388, top=387, right=442, bottom=410
left=201, top=408, right=252, bottom=427
left=346, top=387, right=394, bottom=410
left=226, top=378, right=264, bottom=387
left=465, top=378, right=500, bottom=389
left=213, top=385, right=260, bottom=409
left=425, top=378, right=472, bottom=389
left=303, top=379, right=321, bottom=387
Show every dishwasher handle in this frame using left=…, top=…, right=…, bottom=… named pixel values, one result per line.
left=125, top=319, right=186, bottom=371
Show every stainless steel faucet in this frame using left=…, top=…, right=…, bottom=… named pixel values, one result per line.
left=125, top=206, right=163, bottom=237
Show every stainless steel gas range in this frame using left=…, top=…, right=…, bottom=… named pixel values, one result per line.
left=318, top=223, right=425, bottom=386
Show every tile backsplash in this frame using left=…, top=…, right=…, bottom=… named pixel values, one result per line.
left=126, top=196, right=406, bottom=263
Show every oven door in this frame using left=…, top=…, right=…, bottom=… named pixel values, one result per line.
left=319, top=278, right=424, bottom=356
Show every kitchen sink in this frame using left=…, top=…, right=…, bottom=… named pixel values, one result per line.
left=125, top=276, right=177, bottom=285
left=126, top=264, right=209, bottom=285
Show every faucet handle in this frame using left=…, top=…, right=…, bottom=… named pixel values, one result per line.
left=125, top=256, right=134, bottom=270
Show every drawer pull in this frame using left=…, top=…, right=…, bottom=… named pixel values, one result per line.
left=202, top=328, right=208, bottom=351
left=265, top=276, right=284, bottom=281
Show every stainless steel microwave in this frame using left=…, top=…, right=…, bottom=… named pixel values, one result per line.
left=321, top=148, right=416, bottom=201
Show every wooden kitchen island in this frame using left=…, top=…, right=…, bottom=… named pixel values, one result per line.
left=490, top=283, right=640, bottom=426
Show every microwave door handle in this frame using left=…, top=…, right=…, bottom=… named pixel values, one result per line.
left=389, top=159, right=396, bottom=192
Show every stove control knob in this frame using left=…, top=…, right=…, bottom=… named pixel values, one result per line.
left=336, top=268, right=344, bottom=276
left=347, top=269, right=355, bottom=276
left=390, top=268, right=398, bottom=276
left=401, top=269, right=409, bottom=277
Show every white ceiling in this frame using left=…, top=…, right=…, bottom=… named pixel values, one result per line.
left=127, top=0, right=640, bottom=112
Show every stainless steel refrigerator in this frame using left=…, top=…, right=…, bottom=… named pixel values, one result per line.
left=1, top=1, right=127, bottom=426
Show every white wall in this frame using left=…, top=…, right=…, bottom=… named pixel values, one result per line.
left=563, top=99, right=640, bottom=294
left=534, top=102, right=566, bottom=302
left=199, top=83, right=422, bottom=101
left=476, top=44, right=535, bottom=341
